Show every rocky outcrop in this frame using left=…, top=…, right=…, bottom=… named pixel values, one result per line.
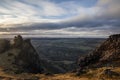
left=77, top=34, right=120, bottom=73
left=0, top=39, right=10, bottom=53
left=12, top=35, right=23, bottom=48
left=0, top=35, right=44, bottom=74
left=0, top=35, right=66, bottom=74
left=13, top=35, right=44, bottom=73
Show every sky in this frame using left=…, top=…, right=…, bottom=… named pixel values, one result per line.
left=0, top=0, right=120, bottom=38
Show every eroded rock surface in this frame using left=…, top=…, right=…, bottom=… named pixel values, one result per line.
left=78, top=34, right=120, bottom=73
left=0, top=35, right=44, bottom=74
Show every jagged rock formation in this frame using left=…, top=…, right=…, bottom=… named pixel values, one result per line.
left=78, top=34, right=120, bottom=73
left=0, top=35, right=44, bottom=74
left=0, top=35, right=66, bottom=74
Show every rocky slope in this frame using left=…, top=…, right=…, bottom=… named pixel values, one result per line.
left=0, top=35, right=44, bottom=74
left=0, top=34, right=120, bottom=80
left=78, top=34, right=120, bottom=73
left=0, top=35, right=65, bottom=74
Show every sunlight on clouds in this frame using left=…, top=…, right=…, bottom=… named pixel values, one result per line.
left=0, top=0, right=68, bottom=24
left=0, top=31, right=27, bottom=35
left=0, top=0, right=100, bottom=24
left=0, top=0, right=119, bottom=38
left=40, top=1, right=67, bottom=16
left=0, top=32, right=10, bottom=35
left=0, top=15, right=29, bottom=24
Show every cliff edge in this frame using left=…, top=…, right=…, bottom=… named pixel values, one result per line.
left=78, top=34, right=120, bottom=73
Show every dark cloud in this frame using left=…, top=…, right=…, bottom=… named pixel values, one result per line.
left=1, top=19, right=119, bottom=30
left=0, top=0, right=120, bottom=38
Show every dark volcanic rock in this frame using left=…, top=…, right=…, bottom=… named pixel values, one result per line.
left=13, top=35, right=43, bottom=73
left=12, top=35, right=23, bottom=48
left=0, top=35, right=65, bottom=74
left=78, top=34, right=120, bottom=73
left=0, top=35, right=44, bottom=74
left=0, top=39, right=10, bottom=53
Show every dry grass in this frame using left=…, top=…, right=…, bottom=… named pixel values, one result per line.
left=0, top=67, right=40, bottom=80
left=0, top=67, right=120, bottom=80
left=36, top=73, right=89, bottom=80
left=78, top=67, right=120, bottom=80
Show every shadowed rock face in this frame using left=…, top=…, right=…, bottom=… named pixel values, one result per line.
left=0, top=35, right=66, bottom=74
left=12, top=35, right=23, bottom=48
left=78, top=34, right=120, bottom=72
left=13, top=35, right=44, bottom=73
left=0, top=39, right=10, bottom=53
left=0, top=35, right=44, bottom=74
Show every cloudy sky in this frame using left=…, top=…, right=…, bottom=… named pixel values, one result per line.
left=0, top=0, right=120, bottom=38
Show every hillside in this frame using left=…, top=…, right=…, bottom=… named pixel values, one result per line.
left=0, top=35, right=66, bottom=75
left=0, top=35, right=44, bottom=74
left=77, top=34, right=120, bottom=78
left=0, top=34, right=120, bottom=80
left=0, top=67, right=120, bottom=80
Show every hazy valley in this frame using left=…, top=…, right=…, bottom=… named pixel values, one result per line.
left=31, top=38, right=104, bottom=72
left=0, top=34, right=120, bottom=80
left=0, top=0, right=120, bottom=79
